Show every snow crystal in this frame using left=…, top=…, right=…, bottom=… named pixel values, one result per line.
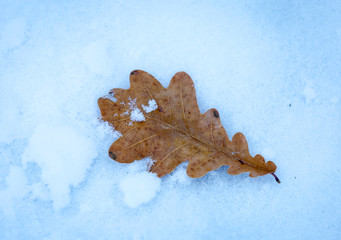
left=119, top=172, right=161, bottom=208
left=142, top=99, right=158, bottom=113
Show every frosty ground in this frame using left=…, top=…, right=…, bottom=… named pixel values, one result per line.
left=1, top=0, right=340, bottom=239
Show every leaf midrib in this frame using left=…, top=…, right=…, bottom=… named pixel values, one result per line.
left=145, top=115, right=265, bottom=171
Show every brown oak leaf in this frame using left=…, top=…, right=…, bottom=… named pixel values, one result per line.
left=98, top=70, right=280, bottom=183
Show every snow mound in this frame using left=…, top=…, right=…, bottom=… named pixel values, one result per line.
left=119, top=171, right=161, bottom=208
left=22, top=125, right=98, bottom=210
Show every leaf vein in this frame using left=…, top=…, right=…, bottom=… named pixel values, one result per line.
left=153, top=141, right=191, bottom=169
left=122, top=134, right=159, bottom=151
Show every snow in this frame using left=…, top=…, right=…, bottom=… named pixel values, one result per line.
left=82, top=40, right=116, bottom=77
left=123, top=97, right=146, bottom=122
left=0, top=0, right=341, bottom=239
left=0, top=18, right=27, bottom=51
left=119, top=172, right=161, bottom=208
left=22, top=125, right=97, bottom=210
left=118, top=158, right=160, bottom=208
left=303, top=86, right=316, bottom=103
left=142, top=99, right=158, bottom=113
left=130, top=107, right=145, bottom=122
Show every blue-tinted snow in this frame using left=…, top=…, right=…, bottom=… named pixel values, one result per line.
left=0, top=0, right=340, bottom=239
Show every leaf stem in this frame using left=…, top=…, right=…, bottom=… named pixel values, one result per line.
left=271, top=173, right=281, bottom=183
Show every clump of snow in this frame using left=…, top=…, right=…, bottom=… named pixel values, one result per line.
left=119, top=172, right=161, bottom=208
left=22, top=125, right=97, bottom=210
left=130, top=108, right=145, bottom=122
left=142, top=99, right=158, bottom=113
left=118, top=158, right=161, bottom=208
left=123, top=97, right=146, bottom=122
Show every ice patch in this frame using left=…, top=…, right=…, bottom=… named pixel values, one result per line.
left=119, top=171, right=161, bottom=208
left=22, top=125, right=98, bottom=210
left=142, top=99, right=158, bottom=113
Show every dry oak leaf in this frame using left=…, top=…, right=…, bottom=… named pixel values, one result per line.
left=98, top=70, right=280, bottom=183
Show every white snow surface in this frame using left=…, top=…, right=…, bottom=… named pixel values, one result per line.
left=0, top=0, right=340, bottom=239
